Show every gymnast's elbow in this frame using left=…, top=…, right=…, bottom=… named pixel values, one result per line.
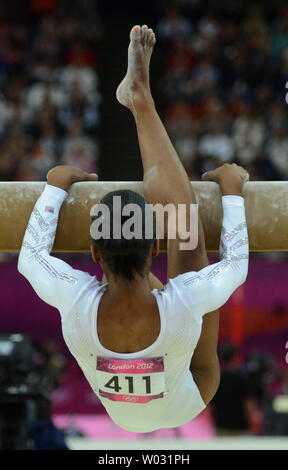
left=229, top=261, right=249, bottom=296
left=239, top=258, right=249, bottom=285
left=212, top=260, right=249, bottom=310
left=17, top=249, right=30, bottom=277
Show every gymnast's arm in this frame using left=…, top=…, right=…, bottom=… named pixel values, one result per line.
left=171, top=191, right=249, bottom=317
left=191, top=165, right=250, bottom=406
left=18, top=166, right=99, bottom=311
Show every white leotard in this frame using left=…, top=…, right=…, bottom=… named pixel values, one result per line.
left=18, top=184, right=249, bottom=433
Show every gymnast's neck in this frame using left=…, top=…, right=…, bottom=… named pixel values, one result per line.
left=102, top=271, right=153, bottom=302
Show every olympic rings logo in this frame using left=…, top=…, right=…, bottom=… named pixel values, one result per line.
left=124, top=396, right=138, bottom=402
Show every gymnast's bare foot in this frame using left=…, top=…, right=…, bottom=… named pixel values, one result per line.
left=116, top=25, right=156, bottom=113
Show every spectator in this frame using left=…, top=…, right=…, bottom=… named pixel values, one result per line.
left=25, top=79, right=66, bottom=118
left=165, top=38, right=197, bottom=79
left=198, top=13, right=220, bottom=41
left=191, top=56, right=220, bottom=91
left=157, top=6, right=193, bottom=42
left=242, top=6, right=269, bottom=41
left=57, top=83, right=101, bottom=134
left=59, top=64, right=100, bottom=105
left=232, top=103, right=265, bottom=166
left=267, top=128, right=288, bottom=179
left=198, top=120, right=234, bottom=171
left=60, top=119, right=98, bottom=174
left=271, top=7, right=288, bottom=59
left=30, top=121, right=58, bottom=179
left=165, top=100, right=198, bottom=173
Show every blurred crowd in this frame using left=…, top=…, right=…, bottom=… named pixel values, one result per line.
left=0, top=1, right=101, bottom=182
left=1, top=2, right=288, bottom=182
left=157, top=2, right=288, bottom=180
left=210, top=342, right=288, bottom=436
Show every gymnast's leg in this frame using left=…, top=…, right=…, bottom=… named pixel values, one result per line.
left=117, top=25, right=220, bottom=404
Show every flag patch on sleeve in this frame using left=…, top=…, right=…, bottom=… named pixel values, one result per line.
left=45, top=206, right=55, bottom=214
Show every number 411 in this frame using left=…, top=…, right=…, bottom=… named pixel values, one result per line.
left=104, top=375, right=151, bottom=394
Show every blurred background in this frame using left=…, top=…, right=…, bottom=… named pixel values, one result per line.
left=0, top=0, right=288, bottom=450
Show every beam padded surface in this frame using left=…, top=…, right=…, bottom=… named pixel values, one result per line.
left=0, top=181, right=287, bottom=252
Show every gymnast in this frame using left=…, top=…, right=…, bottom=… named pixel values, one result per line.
left=18, top=25, right=249, bottom=433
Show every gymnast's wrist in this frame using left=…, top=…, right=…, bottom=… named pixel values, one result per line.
left=46, top=175, right=72, bottom=191
left=218, top=174, right=243, bottom=196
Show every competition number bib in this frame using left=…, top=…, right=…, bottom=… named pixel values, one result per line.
left=96, top=357, right=166, bottom=404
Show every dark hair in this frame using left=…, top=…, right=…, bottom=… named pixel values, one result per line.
left=91, top=189, right=156, bottom=281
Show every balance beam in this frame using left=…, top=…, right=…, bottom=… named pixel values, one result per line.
left=0, top=181, right=287, bottom=252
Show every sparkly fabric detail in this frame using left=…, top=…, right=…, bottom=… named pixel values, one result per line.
left=205, top=259, right=232, bottom=280
left=230, top=236, right=248, bottom=250
left=26, top=226, right=56, bottom=254
left=220, top=237, right=249, bottom=260
left=32, top=207, right=58, bottom=232
left=23, top=241, right=78, bottom=285
left=41, top=231, right=56, bottom=242
left=232, top=254, right=249, bottom=261
left=183, top=273, right=205, bottom=286
left=222, top=222, right=247, bottom=242
left=37, top=232, right=56, bottom=253
left=27, top=224, right=41, bottom=243
left=219, top=239, right=226, bottom=259
left=37, top=242, right=54, bottom=253
left=183, top=230, right=248, bottom=286
left=28, top=225, right=56, bottom=244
